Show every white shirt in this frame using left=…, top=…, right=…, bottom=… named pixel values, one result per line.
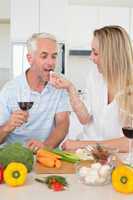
left=80, top=66, right=123, bottom=141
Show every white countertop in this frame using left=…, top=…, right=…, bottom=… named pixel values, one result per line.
left=1, top=171, right=133, bottom=200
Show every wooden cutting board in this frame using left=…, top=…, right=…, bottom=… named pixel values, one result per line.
left=34, top=160, right=94, bottom=174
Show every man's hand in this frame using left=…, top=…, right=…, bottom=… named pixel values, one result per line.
left=5, top=110, right=28, bottom=132
left=26, top=139, right=44, bottom=152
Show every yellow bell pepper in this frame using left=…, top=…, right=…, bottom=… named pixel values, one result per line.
left=4, top=162, right=27, bottom=187
left=112, top=164, right=133, bottom=194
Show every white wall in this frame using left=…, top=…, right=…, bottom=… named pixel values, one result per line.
left=0, top=0, right=10, bottom=88
left=67, top=56, right=95, bottom=91
left=0, top=23, right=10, bottom=87
left=0, top=23, right=10, bottom=68
left=0, top=0, right=10, bottom=19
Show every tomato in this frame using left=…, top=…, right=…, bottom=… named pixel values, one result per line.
left=51, top=182, right=64, bottom=191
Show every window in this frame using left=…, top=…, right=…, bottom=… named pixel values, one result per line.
left=12, top=42, right=65, bottom=77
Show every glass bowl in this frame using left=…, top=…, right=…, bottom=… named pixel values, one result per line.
left=75, top=161, right=113, bottom=186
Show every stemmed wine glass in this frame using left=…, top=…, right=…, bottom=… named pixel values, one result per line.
left=17, top=90, right=34, bottom=126
left=17, top=88, right=34, bottom=111
left=116, top=86, right=133, bottom=166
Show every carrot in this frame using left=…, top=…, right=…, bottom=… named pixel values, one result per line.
left=55, top=159, right=62, bottom=169
left=37, top=156, right=55, bottom=168
left=37, top=149, right=61, bottom=159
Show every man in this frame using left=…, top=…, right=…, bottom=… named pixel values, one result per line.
left=0, top=33, right=70, bottom=150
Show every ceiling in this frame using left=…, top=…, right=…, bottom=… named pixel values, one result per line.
left=69, top=0, right=133, bottom=7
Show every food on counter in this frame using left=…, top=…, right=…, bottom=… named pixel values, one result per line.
left=77, top=162, right=112, bottom=185
left=0, top=164, right=4, bottom=184
left=51, top=148, right=80, bottom=163
left=35, top=175, right=68, bottom=191
left=75, top=148, right=94, bottom=160
left=0, top=143, right=34, bottom=172
left=91, top=144, right=110, bottom=164
left=36, top=149, right=62, bottom=168
left=4, top=162, right=27, bottom=187
left=36, top=148, right=80, bottom=169
left=37, top=149, right=61, bottom=159
left=112, top=164, right=133, bottom=194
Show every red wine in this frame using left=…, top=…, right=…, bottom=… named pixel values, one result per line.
left=18, top=102, right=34, bottom=111
left=122, top=127, right=133, bottom=139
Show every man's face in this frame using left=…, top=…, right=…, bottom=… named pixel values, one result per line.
left=90, top=37, right=102, bottom=73
left=27, top=38, right=58, bottom=82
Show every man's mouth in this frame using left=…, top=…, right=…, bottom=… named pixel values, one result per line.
left=44, top=69, right=53, bottom=73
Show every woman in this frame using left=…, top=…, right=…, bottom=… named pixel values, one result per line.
left=50, top=26, right=133, bottom=152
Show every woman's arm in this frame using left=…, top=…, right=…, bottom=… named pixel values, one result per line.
left=61, top=137, right=128, bottom=153
left=50, top=73, right=91, bottom=124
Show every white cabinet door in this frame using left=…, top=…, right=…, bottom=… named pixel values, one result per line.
left=67, top=5, right=99, bottom=49
left=0, top=0, right=10, bottom=19
left=40, top=0, right=67, bottom=41
left=99, top=6, right=130, bottom=33
left=11, top=0, right=39, bottom=41
left=131, top=8, right=133, bottom=41
left=0, top=24, right=10, bottom=68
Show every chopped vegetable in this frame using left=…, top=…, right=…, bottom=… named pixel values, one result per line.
left=91, top=144, right=110, bottom=164
left=4, top=162, right=27, bottom=187
left=51, top=148, right=80, bottom=163
left=35, top=175, right=68, bottom=191
left=36, top=149, right=62, bottom=168
left=51, top=182, right=64, bottom=191
left=37, top=149, right=61, bottom=159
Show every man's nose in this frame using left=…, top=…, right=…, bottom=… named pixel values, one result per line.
left=46, top=57, right=54, bottom=66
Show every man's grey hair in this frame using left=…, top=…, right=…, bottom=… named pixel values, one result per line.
left=26, top=32, right=57, bottom=53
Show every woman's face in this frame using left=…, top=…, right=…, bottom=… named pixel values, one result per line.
left=90, top=37, right=102, bottom=73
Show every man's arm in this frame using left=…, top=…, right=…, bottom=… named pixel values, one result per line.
left=26, top=111, right=70, bottom=150
left=43, top=111, right=69, bottom=148
left=0, top=111, right=28, bottom=144
left=62, top=137, right=128, bottom=153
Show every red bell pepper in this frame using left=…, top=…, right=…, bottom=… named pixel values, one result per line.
left=51, top=182, right=64, bottom=191
left=0, top=164, right=4, bottom=183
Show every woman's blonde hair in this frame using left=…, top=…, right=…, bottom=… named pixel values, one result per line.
left=94, top=26, right=133, bottom=115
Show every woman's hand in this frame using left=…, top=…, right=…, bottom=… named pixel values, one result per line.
left=49, top=72, right=72, bottom=91
left=61, top=139, right=82, bottom=151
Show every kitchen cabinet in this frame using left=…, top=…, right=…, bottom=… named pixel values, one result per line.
left=67, top=5, right=131, bottom=49
left=39, top=0, right=68, bottom=42
left=11, top=0, right=39, bottom=41
left=11, top=0, right=67, bottom=42
left=0, top=23, right=10, bottom=69
left=0, top=0, right=10, bottom=19
left=99, top=6, right=130, bottom=33
left=67, top=5, right=99, bottom=49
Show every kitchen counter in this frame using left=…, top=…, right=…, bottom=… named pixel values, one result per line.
left=1, top=172, right=133, bottom=200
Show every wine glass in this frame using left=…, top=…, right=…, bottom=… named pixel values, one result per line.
left=17, top=89, right=34, bottom=111
left=17, top=90, right=34, bottom=126
left=18, top=102, right=34, bottom=111
left=116, top=87, right=133, bottom=166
